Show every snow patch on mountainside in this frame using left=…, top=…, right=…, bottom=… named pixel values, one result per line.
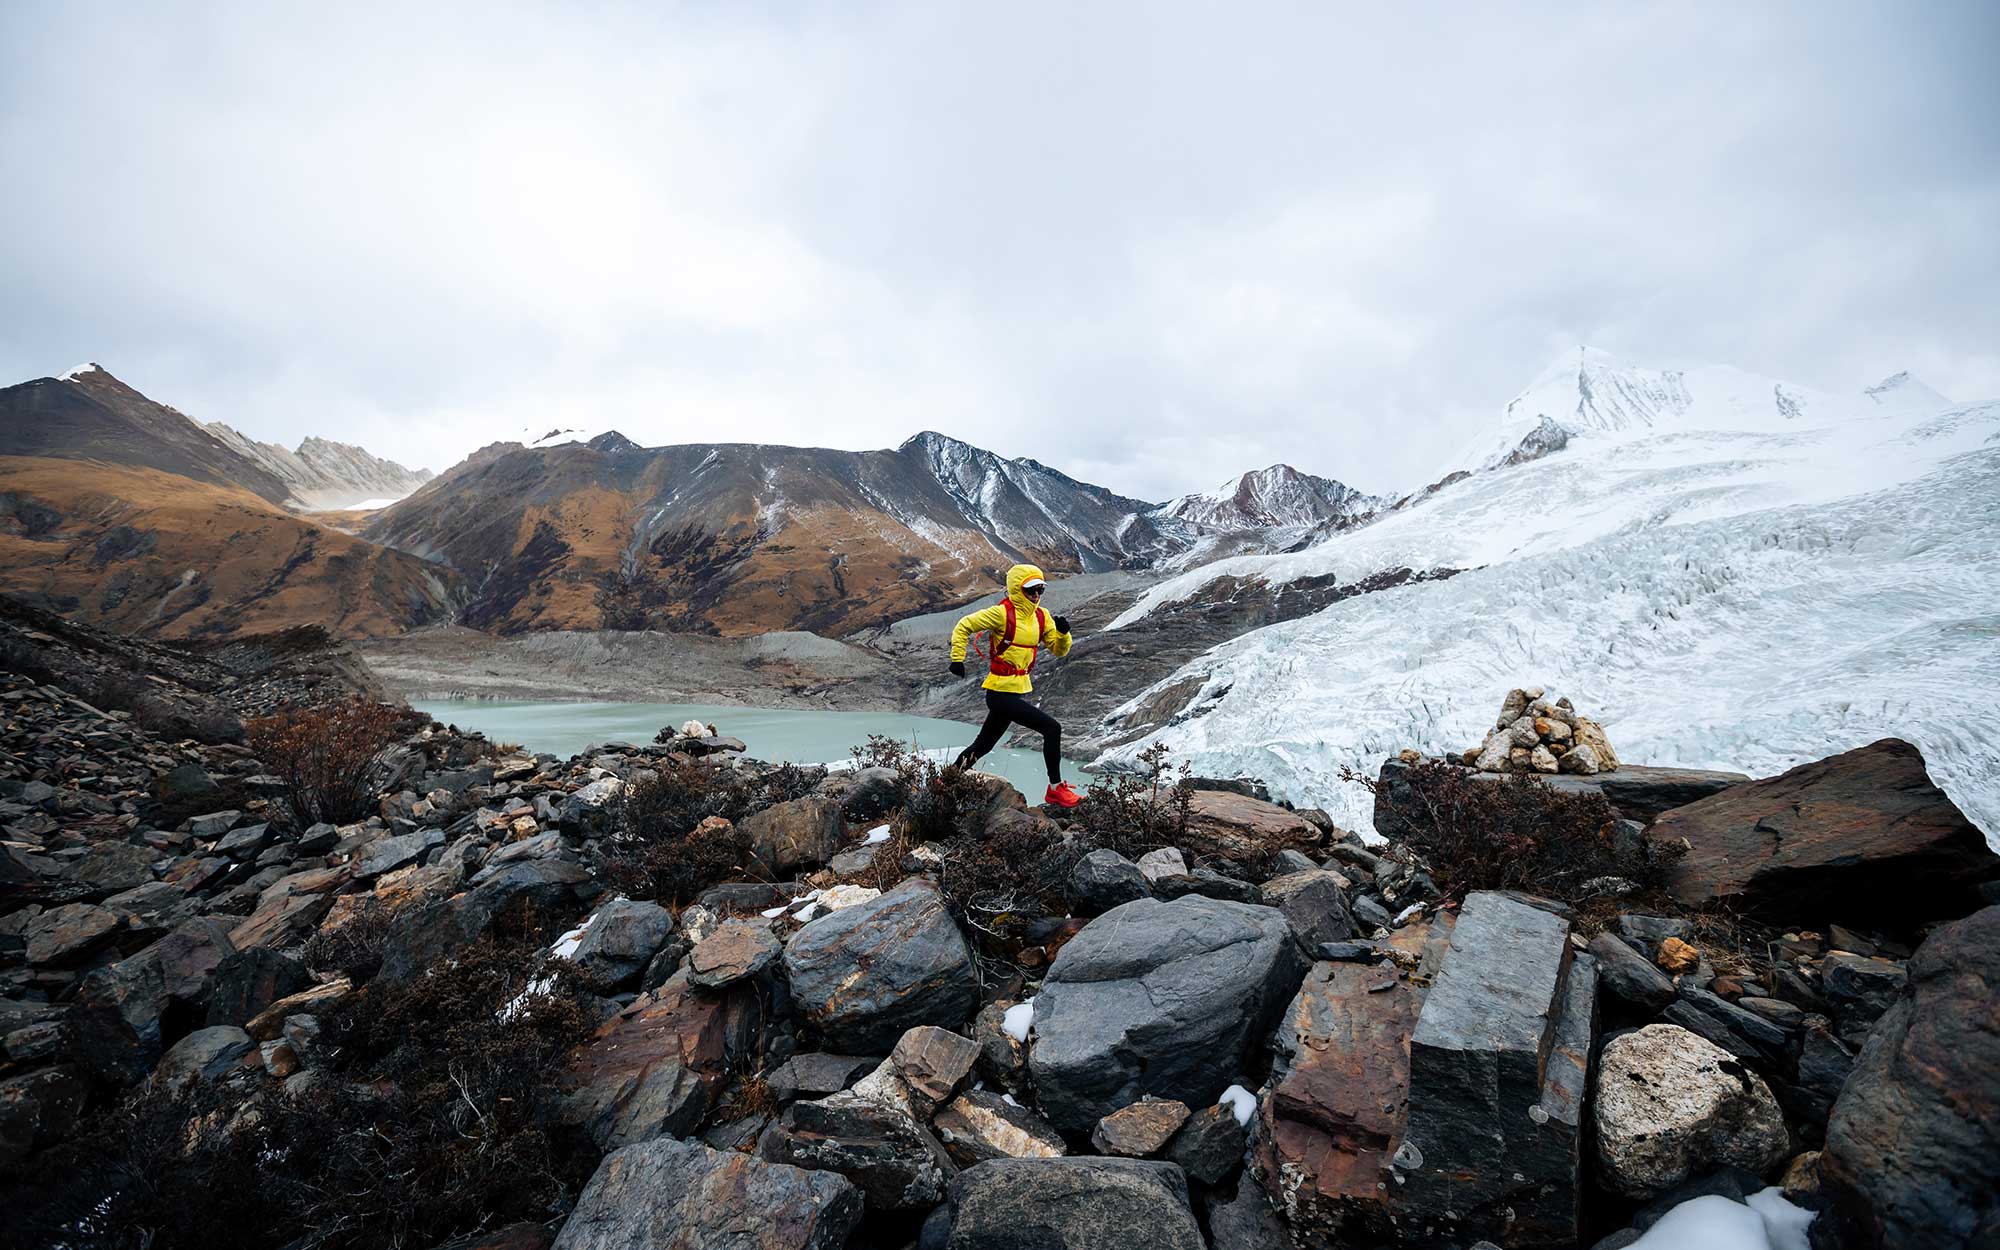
left=1095, top=398, right=2000, bottom=844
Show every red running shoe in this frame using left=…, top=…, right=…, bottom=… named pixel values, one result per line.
left=1044, top=781, right=1082, bottom=808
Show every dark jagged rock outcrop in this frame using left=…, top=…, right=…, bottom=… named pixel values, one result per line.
left=1815, top=904, right=2000, bottom=1250
left=1657, top=738, right=1997, bottom=925
left=1257, top=891, right=1601, bottom=1248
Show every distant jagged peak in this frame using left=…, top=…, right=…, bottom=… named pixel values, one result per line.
left=898, top=429, right=985, bottom=459
left=1863, top=370, right=1951, bottom=412
left=588, top=430, right=641, bottom=454
left=1160, top=462, right=1383, bottom=530
left=59, top=361, right=105, bottom=381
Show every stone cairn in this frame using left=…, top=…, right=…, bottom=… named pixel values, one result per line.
left=1461, top=685, right=1619, bottom=776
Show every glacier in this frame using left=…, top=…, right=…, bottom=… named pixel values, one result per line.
left=1091, top=357, right=2000, bottom=846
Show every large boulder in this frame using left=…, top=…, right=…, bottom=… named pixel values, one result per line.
left=377, top=859, right=592, bottom=984
left=1181, top=790, right=1320, bottom=858
left=739, top=797, right=846, bottom=876
left=1815, top=904, right=1999, bottom=1250
left=68, top=956, right=170, bottom=1086
left=567, top=897, right=673, bottom=989
left=685, top=919, right=782, bottom=989
left=1258, top=869, right=1354, bottom=952
left=64, top=841, right=157, bottom=895
left=942, top=1157, right=1206, bottom=1250
left=1068, top=849, right=1151, bottom=915
left=1656, top=738, right=1997, bottom=925
left=783, top=878, right=977, bottom=1052
left=205, top=948, right=309, bottom=1028
left=1593, top=1023, right=1790, bottom=1200
left=552, top=1137, right=861, bottom=1250
left=1400, top=891, right=1598, bottom=1246
left=1030, top=896, right=1308, bottom=1135
left=24, top=903, right=122, bottom=966
left=559, top=969, right=764, bottom=1150
left=0, top=1066, right=90, bottom=1169
left=66, top=916, right=237, bottom=1085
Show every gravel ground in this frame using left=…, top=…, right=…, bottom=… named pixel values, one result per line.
left=358, top=625, right=912, bottom=710
left=358, top=571, right=1156, bottom=721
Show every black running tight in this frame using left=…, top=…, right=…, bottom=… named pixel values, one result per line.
left=956, top=689, right=1062, bottom=783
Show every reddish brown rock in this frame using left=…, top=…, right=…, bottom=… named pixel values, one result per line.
left=228, top=864, right=351, bottom=950
left=1254, top=917, right=1452, bottom=1243
left=1091, top=1099, right=1191, bottom=1157
left=1657, top=739, right=1996, bottom=925
left=1181, top=790, right=1320, bottom=857
left=559, top=969, right=763, bottom=1150
left=1817, top=904, right=2000, bottom=1250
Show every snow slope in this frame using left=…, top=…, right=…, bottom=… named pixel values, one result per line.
left=1436, top=346, right=1938, bottom=478
left=1094, top=361, right=2000, bottom=844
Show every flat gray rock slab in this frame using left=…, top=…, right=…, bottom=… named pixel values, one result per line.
left=945, top=1157, right=1205, bottom=1250
left=1402, top=890, right=1598, bottom=1246
left=553, top=1136, right=861, bottom=1250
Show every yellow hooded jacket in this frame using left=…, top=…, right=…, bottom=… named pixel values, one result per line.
left=949, top=563, right=1072, bottom=694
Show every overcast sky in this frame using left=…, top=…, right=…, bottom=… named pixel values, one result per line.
left=4, top=3, right=1995, bottom=501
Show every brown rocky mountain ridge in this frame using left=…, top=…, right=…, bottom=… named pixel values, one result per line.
left=0, top=367, right=459, bottom=638
left=2, top=366, right=1377, bottom=640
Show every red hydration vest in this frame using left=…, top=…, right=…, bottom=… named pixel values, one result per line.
left=975, top=597, right=1050, bottom=677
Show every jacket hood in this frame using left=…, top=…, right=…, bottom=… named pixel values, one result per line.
left=1004, top=563, right=1047, bottom=611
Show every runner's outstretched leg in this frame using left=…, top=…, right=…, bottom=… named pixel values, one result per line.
left=956, top=690, right=1015, bottom=770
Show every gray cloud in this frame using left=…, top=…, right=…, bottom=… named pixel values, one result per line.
left=3, top=1, right=1995, bottom=501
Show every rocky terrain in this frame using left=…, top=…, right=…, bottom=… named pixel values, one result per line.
left=3, top=632, right=1994, bottom=1249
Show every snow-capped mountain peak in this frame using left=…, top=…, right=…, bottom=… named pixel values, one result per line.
left=59, top=362, right=104, bottom=381
left=1096, top=348, right=1998, bottom=845
left=1160, top=463, right=1383, bottom=530
left=1863, top=371, right=1951, bottom=412
left=1447, top=347, right=1954, bottom=478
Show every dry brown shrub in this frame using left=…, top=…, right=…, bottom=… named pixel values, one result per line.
left=6, top=904, right=598, bottom=1250
left=1345, top=758, right=1685, bottom=903
left=1067, top=742, right=1194, bottom=861
left=247, top=697, right=407, bottom=827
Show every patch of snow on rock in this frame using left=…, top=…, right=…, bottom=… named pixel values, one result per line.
left=1218, top=1084, right=1256, bottom=1126
left=1001, top=998, right=1035, bottom=1043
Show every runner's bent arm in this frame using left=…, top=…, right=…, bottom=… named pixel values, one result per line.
left=950, top=605, right=1008, bottom=663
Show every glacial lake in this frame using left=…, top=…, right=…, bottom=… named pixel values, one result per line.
left=409, top=698, right=1072, bottom=799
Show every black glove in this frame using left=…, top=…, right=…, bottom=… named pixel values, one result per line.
left=1052, top=614, right=1071, bottom=635
left=950, top=660, right=966, bottom=677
